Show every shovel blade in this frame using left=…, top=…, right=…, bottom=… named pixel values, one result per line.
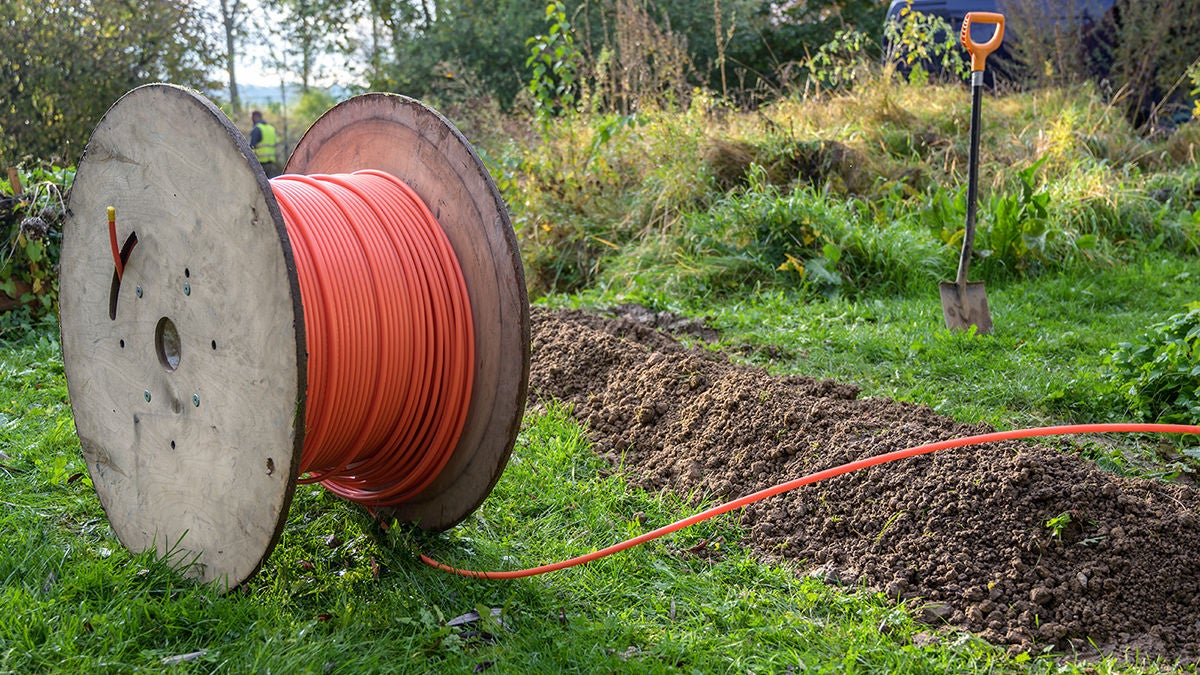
left=939, top=281, right=993, bottom=334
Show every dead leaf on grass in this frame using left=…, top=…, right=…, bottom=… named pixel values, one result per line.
left=447, top=607, right=503, bottom=627
left=161, top=650, right=207, bottom=665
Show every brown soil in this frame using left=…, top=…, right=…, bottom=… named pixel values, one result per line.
left=527, top=306, right=1200, bottom=665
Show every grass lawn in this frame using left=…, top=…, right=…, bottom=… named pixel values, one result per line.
left=2, top=250, right=1196, bottom=672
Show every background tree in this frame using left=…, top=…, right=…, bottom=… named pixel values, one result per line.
left=218, top=0, right=248, bottom=115
left=346, top=0, right=885, bottom=110
left=0, top=0, right=218, bottom=164
left=266, top=0, right=353, bottom=92
left=360, top=0, right=429, bottom=92
left=388, top=0, right=544, bottom=105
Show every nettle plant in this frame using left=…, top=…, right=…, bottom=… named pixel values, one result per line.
left=1105, top=305, right=1200, bottom=427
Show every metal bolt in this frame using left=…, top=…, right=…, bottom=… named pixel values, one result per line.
left=183, top=282, right=191, bottom=296
left=144, top=390, right=151, bottom=402
left=192, top=393, right=200, bottom=407
left=136, top=286, right=143, bottom=298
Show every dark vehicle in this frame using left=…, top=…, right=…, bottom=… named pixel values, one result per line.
left=884, top=0, right=1118, bottom=83
left=885, top=0, right=1118, bottom=38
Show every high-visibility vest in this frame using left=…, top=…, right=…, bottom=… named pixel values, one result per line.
left=254, top=122, right=277, bottom=164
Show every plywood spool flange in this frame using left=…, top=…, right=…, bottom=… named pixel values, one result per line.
left=59, top=84, right=529, bottom=589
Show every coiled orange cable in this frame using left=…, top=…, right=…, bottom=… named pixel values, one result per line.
left=270, top=170, right=474, bottom=508
left=422, top=423, right=1200, bottom=578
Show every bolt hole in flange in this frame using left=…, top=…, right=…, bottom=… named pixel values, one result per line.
left=155, top=317, right=182, bottom=371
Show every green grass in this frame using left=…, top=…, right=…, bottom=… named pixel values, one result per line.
left=1, top=329, right=1193, bottom=673
left=697, top=254, right=1199, bottom=427
left=3, top=335, right=1183, bottom=673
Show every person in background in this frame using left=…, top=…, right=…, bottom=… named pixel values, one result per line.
left=249, top=110, right=280, bottom=177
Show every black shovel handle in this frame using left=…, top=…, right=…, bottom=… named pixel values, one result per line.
left=955, top=76, right=984, bottom=288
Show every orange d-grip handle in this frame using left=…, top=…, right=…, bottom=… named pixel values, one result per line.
left=960, top=12, right=1005, bottom=72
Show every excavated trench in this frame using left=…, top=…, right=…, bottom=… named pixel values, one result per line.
left=526, top=306, right=1200, bottom=665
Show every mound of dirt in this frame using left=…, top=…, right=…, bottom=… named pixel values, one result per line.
left=701, top=137, right=872, bottom=194
left=527, top=307, right=1200, bottom=664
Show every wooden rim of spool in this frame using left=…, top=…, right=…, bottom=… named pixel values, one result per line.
left=60, top=85, right=529, bottom=589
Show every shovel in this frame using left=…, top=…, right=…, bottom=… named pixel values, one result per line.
left=940, top=11, right=1005, bottom=334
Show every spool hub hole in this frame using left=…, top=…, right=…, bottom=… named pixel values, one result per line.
left=155, top=317, right=182, bottom=371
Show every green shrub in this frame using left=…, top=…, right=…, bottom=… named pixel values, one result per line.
left=919, top=165, right=1055, bottom=281
left=525, top=2, right=580, bottom=120
left=613, top=171, right=947, bottom=302
left=1, top=163, right=72, bottom=337
left=881, top=0, right=968, bottom=86
left=805, top=28, right=875, bottom=93
left=1105, top=306, right=1200, bottom=425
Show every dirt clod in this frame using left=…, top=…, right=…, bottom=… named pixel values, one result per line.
left=527, top=307, right=1200, bottom=664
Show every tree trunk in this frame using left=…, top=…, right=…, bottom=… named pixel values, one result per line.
left=421, top=0, right=434, bottom=29
left=219, top=0, right=242, bottom=114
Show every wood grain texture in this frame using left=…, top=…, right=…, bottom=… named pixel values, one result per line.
left=60, top=84, right=306, bottom=588
left=286, top=93, right=530, bottom=530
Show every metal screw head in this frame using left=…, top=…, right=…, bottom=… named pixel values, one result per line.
left=192, top=393, right=200, bottom=407
left=144, top=390, right=152, bottom=402
left=183, top=282, right=191, bottom=296
left=136, top=286, right=143, bottom=298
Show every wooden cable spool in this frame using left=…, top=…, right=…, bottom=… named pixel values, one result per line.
left=59, top=84, right=530, bottom=588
